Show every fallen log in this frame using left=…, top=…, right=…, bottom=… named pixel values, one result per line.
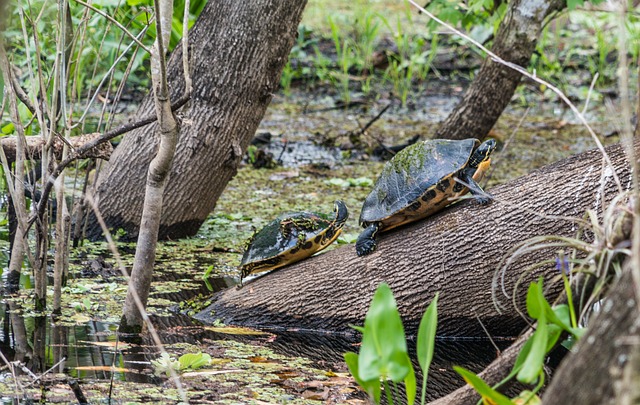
left=196, top=141, right=633, bottom=338
left=0, top=133, right=113, bottom=163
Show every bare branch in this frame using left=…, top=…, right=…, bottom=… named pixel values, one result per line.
left=71, top=0, right=152, bottom=53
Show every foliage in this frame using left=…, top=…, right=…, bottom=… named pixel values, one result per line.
left=152, top=352, right=212, bottom=376
left=344, top=283, right=438, bottom=405
left=455, top=277, right=585, bottom=403
left=3, top=0, right=207, bottom=104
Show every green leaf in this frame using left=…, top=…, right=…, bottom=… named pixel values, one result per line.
left=417, top=293, right=438, bottom=402
left=404, top=361, right=417, bottom=405
left=453, top=366, right=514, bottom=405
left=566, top=0, right=584, bottom=10
left=527, top=279, right=574, bottom=334
left=358, top=283, right=413, bottom=383
left=516, top=315, right=547, bottom=384
left=525, top=280, right=543, bottom=319
left=178, top=353, right=212, bottom=371
left=344, top=352, right=381, bottom=403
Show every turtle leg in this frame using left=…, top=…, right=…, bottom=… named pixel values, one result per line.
left=356, top=223, right=380, bottom=256
left=460, top=168, right=492, bottom=205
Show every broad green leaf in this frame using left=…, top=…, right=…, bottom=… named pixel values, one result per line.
left=516, top=315, right=547, bottom=384
left=358, top=283, right=412, bottom=383
left=454, top=366, right=514, bottom=405
left=525, top=281, right=543, bottom=319
left=344, top=352, right=381, bottom=403
left=553, top=304, right=584, bottom=338
left=527, top=279, right=572, bottom=334
left=567, top=0, right=584, bottom=10
left=179, top=353, right=211, bottom=370
left=417, top=293, right=438, bottom=402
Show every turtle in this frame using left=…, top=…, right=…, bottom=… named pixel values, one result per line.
left=356, top=138, right=497, bottom=257
left=239, top=200, right=349, bottom=285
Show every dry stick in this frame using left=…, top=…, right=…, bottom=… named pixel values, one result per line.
left=406, top=0, right=623, bottom=192
left=9, top=72, right=36, bottom=115
left=581, top=72, right=599, bottom=116
left=72, top=27, right=150, bottom=130
left=181, top=0, right=192, bottom=94
left=85, top=193, right=187, bottom=405
left=350, top=103, right=391, bottom=138
left=68, top=379, right=88, bottom=404
left=29, top=94, right=190, bottom=227
left=0, top=341, right=21, bottom=396
left=0, top=42, right=30, bottom=283
left=71, top=0, right=151, bottom=53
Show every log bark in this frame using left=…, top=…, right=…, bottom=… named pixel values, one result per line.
left=434, top=0, right=565, bottom=140
left=541, top=266, right=640, bottom=405
left=196, top=141, right=634, bottom=337
left=84, top=0, right=307, bottom=240
left=0, top=133, right=112, bottom=162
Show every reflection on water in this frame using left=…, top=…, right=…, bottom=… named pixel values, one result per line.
left=0, top=275, right=521, bottom=403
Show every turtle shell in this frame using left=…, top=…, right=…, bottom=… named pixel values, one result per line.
left=359, top=138, right=479, bottom=229
left=240, top=211, right=340, bottom=277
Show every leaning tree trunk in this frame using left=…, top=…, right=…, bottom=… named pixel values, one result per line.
left=434, top=0, right=565, bottom=140
left=84, top=0, right=307, bottom=240
left=196, top=141, right=634, bottom=337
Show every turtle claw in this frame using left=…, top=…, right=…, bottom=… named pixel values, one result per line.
left=476, top=194, right=492, bottom=206
left=356, top=239, right=377, bottom=256
left=356, top=223, right=379, bottom=257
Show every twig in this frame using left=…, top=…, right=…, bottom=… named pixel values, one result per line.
left=349, top=104, right=391, bottom=138
left=10, top=72, right=37, bottom=114
left=84, top=193, right=187, bottom=402
left=72, top=0, right=151, bottom=53
left=29, top=93, right=190, bottom=227
left=68, top=379, right=88, bottom=404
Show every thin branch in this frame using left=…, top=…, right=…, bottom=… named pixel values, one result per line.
left=10, top=72, right=37, bottom=114
left=181, top=0, right=192, bottom=95
left=72, top=0, right=152, bottom=53
left=30, top=94, right=190, bottom=226
left=72, top=26, right=151, bottom=130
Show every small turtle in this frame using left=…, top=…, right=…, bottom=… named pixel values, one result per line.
left=239, top=200, right=348, bottom=285
left=356, top=138, right=496, bottom=256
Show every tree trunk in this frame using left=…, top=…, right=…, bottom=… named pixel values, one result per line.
left=195, top=141, right=634, bottom=337
left=84, top=0, right=307, bottom=240
left=541, top=266, right=640, bottom=405
left=434, top=0, right=565, bottom=140
left=121, top=0, right=179, bottom=331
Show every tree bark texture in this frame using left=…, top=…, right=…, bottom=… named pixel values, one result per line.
left=542, top=266, right=640, bottom=405
left=84, top=0, right=308, bottom=240
left=434, top=0, right=565, bottom=140
left=196, top=141, right=634, bottom=338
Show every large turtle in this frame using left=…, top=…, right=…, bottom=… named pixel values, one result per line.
left=356, top=138, right=496, bottom=256
left=239, top=200, right=348, bottom=285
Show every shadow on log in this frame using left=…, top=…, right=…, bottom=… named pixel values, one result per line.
left=196, top=141, right=633, bottom=338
